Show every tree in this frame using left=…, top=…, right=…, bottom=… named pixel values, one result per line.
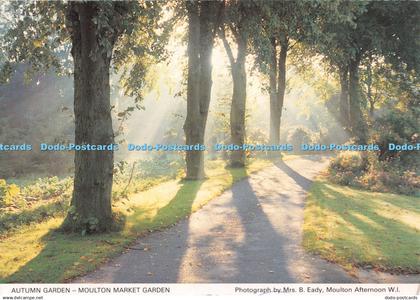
left=316, top=1, right=420, bottom=143
left=315, top=1, right=370, bottom=142
left=65, top=2, right=129, bottom=232
left=1, top=1, right=165, bottom=232
left=252, top=1, right=292, bottom=145
left=219, top=0, right=256, bottom=167
left=360, top=54, right=388, bottom=118
left=251, top=0, right=329, bottom=145
left=373, top=1, right=420, bottom=75
left=183, top=0, right=222, bottom=179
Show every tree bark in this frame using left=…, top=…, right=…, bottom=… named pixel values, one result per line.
left=184, top=1, right=219, bottom=179
left=269, top=37, right=279, bottom=145
left=184, top=2, right=203, bottom=179
left=229, top=35, right=247, bottom=167
left=339, top=65, right=350, bottom=131
left=268, top=35, right=287, bottom=145
left=369, top=100, right=375, bottom=117
left=276, top=37, right=288, bottom=144
left=63, top=2, right=119, bottom=232
left=348, top=56, right=367, bottom=143
left=366, top=61, right=374, bottom=118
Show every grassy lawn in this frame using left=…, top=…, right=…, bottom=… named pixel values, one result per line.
left=304, top=179, right=420, bottom=274
left=0, top=158, right=274, bottom=283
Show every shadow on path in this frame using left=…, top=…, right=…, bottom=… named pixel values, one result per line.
left=274, top=160, right=313, bottom=190
left=107, top=180, right=204, bottom=282
left=74, top=157, right=356, bottom=283
left=227, top=168, right=294, bottom=282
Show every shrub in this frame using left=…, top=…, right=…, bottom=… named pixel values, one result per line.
left=0, top=196, right=69, bottom=235
left=328, top=152, right=420, bottom=195
left=0, top=179, right=24, bottom=208
left=22, top=176, right=72, bottom=201
left=328, top=152, right=368, bottom=186
left=136, top=154, right=184, bottom=178
left=287, top=127, right=314, bottom=152
left=371, top=109, right=419, bottom=166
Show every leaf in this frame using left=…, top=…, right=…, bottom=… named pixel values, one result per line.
left=33, top=39, right=43, bottom=48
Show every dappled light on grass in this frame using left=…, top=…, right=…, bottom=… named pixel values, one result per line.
left=0, top=218, right=131, bottom=283
left=0, top=218, right=60, bottom=281
left=0, top=158, right=273, bottom=283
left=303, top=180, right=420, bottom=274
left=118, top=159, right=271, bottom=234
left=373, top=201, right=420, bottom=232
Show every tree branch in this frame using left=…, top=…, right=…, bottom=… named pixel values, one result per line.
left=219, top=25, right=236, bottom=66
left=228, top=23, right=240, bottom=42
left=288, top=37, right=301, bottom=51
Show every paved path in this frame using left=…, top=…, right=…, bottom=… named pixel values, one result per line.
left=77, top=156, right=361, bottom=283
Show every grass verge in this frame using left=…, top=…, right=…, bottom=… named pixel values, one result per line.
left=303, top=178, right=420, bottom=274
left=0, top=158, right=274, bottom=283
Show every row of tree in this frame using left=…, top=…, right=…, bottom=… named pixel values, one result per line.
left=1, top=0, right=418, bottom=232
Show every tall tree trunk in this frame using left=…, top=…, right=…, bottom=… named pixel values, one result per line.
left=276, top=37, right=288, bottom=143
left=366, top=61, right=374, bottom=118
left=184, top=2, right=203, bottom=179
left=229, top=36, right=247, bottom=167
left=63, top=3, right=117, bottom=232
left=339, top=65, right=350, bottom=131
left=369, top=100, right=375, bottom=117
left=269, top=37, right=279, bottom=145
left=184, top=1, right=219, bottom=179
left=349, top=56, right=367, bottom=143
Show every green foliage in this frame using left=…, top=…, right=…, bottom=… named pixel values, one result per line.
left=306, top=1, right=420, bottom=144
left=112, top=1, right=170, bottom=107
left=57, top=201, right=123, bottom=235
left=1, top=1, right=168, bottom=105
left=328, top=152, right=368, bottom=186
left=251, top=0, right=351, bottom=75
left=22, top=177, right=72, bottom=201
left=0, top=179, right=22, bottom=208
left=136, top=154, right=184, bottom=178
left=0, top=176, right=72, bottom=235
left=315, top=1, right=420, bottom=88
left=208, top=94, right=231, bottom=146
left=287, top=126, right=314, bottom=152
left=371, top=109, right=419, bottom=164
left=0, top=153, right=187, bottom=236
left=0, top=1, right=70, bottom=83
left=366, top=102, right=419, bottom=195
left=328, top=152, right=419, bottom=196
left=372, top=1, right=420, bottom=74
left=0, top=195, right=69, bottom=236
left=359, top=162, right=419, bottom=196
left=314, top=1, right=366, bottom=73
left=247, top=128, right=269, bottom=145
